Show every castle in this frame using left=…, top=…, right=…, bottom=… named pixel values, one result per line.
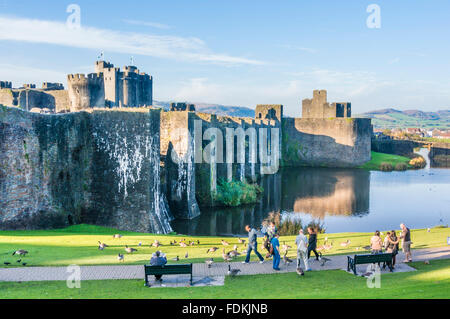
left=0, top=60, right=152, bottom=113
left=302, top=90, right=351, bottom=118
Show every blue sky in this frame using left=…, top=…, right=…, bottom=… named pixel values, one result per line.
left=0, top=0, right=449, bottom=116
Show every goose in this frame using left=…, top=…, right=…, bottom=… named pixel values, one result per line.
left=98, top=241, right=109, bottom=250
left=424, top=260, right=430, bottom=265
left=228, top=264, right=241, bottom=277
left=12, top=250, right=28, bottom=257
left=138, top=242, right=142, bottom=246
left=113, top=234, right=122, bottom=239
left=228, top=249, right=241, bottom=258
left=4, top=262, right=11, bottom=266
left=319, top=255, right=331, bottom=266
left=179, top=242, right=187, bottom=248
left=16, top=259, right=21, bottom=263
left=152, top=240, right=161, bottom=248
left=206, top=247, right=218, bottom=254
left=340, top=240, right=351, bottom=247
left=185, top=252, right=189, bottom=259
left=283, top=252, right=293, bottom=265
left=172, top=256, right=179, bottom=262
left=362, top=245, right=371, bottom=251
left=282, top=242, right=291, bottom=252
left=222, top=249, right=232, bottom=262
left=22, top=262, right=27, bottom=266
left=205, top=258, right=214, bottom=268
left=190, top=241, right=195, bottom=246
left=170, top=241, right=174, bottom=246
left=221, top=240, right=229, bottom=246
left=233, top=244, right=238, bottom=251
left=173, top=240, right=177, bottom=244
left=118, top=253, right=124, bottom=262
left=238, top=238, right=246, bottom=244
left=125, top=245, right=137, bottom=254
left=197, top=240, right=200, bottom=245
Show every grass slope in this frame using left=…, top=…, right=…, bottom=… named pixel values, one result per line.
left=358, top=151, right=412, bottom=170
left=0, top=224, right=448, bottom=268
left=0, top=259, right=449, bottom=299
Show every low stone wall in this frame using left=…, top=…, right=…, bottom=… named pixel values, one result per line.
left=371, top=139, right=419, bottom=157
left=282, top=118, right=371, bottom=167
left=429, top=142, right=450, bottom=168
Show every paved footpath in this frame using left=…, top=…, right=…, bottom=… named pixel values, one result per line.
left=0, top=247, right=449, bottom=287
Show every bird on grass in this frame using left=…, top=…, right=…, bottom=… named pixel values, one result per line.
left=228, top=264, right=241, bottom=277
left=12, top=250, right=28, bottom=257
left=172, top=256, right=179, bottom=262
left=125, top=245, right=137, bottom=254
left=179, top=242, right=187, bottom=248
left=113, top=234, right=122, bottom=239
left=222, top=249, right=232, bottom=262
left=319, top=254, right=331, bottom=267
left=138, top=242, right=142, bottom=246
left=197, top=240, right=201, bottom=245
left=98, top=241, right=109, bottom=250
left=427, top=228, right=431, bottom=233
left=118, top=253, right=124, bottom=262
left=205, top=258, right=214, bottom=268
left=424, top=260, right=430, bottom=265
left=282, top=242, right=291, bottom=253
left=22, top=263, right=27, bottom=266
left=206, top=247, right=218, bottom=254
left=296, top=267, right=304, bottom=276
left=4, top=262, right=11, bottom=266
left=16, top=259, right=21, bottom=263
left=238, top=238, right=246, bottom=244
left=227, top=249, right=241, bottom=258
left=185, top=252, right=189, bottom=259
left=340, top=240, right=351, bottom=247
left=152, top=240, right=161, bottom=248
left=221, top=240, right=229, bottom=246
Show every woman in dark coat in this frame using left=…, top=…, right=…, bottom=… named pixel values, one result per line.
left=386, top=230, right=400, bottom=268
left=307, top=227, right=320, bottom=260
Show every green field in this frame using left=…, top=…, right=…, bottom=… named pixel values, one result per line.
left=0, top=224, right=448, bottom=268
left=1, top=259, right=449, bottom=299
left=358, top=151, right=412, bottom=170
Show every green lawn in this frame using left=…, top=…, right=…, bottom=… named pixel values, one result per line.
left=0, top=224, right=448, bottom=268
left=1, top=259, right=449, bottom=299
left=358, top=151, right=412, bottom=170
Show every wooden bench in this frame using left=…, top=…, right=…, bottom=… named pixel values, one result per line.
left=347, top=253, right=393, bottom=275
left=144, top=264, right=193, bottom=286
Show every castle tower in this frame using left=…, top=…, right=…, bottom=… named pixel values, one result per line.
left=67, top=73, right=105, bottom=112
left=302, top=90, right=351, bottom=118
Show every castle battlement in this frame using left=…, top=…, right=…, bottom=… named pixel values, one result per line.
left=302, top=90, right=351, bottom=119
left=0, top=81, right=13, bottom=89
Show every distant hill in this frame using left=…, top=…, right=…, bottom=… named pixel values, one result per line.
left=153, top=100, right=254, bottom=118
left=356, top=108, right=450, bottom=130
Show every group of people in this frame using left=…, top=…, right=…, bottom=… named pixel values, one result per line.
left=243, top=223, right=321, bottom=272
left=370, top=223, right=413, bottom=268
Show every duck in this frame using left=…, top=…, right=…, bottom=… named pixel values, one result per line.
left=206, top=247, right=218, bottom=254
left=228, top=264, right=241, bottom=277
left=221, top=240, right=230, bottom=246
left=98, top=241, right=109, bottom=250
left=12, top=250, right=28, bottom=257
left=117, top=253, right=124, bottom=262
left=340, top=240, right=351, bottom=247
left=113, top=234, right=122, bottom=239
left=125, top=245, right=137, bottom=254
left=222, top=249, right=232, bottom=262
left=172, top=256, right=179, bottom=262
left=205, top=258, right=214, bottom=268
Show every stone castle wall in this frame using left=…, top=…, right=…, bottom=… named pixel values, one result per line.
left=0, top=106, right=172, bottom=233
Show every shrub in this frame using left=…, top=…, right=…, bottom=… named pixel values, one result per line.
left=214, top=179, right=263, bottom=207
left=395, top=162, right=408, bottom=171
left=409, top=157, right=426, bottom=169
left=380, top=162, right=393, bottom=171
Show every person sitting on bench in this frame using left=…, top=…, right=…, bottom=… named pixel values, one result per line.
left=150, top=251, right=167, bottom=282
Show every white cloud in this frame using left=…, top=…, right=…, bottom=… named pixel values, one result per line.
left=0, top=63, right=66, bottom=86
left=123, top=19, right=172, bottom=30
left=0, top=15, right=264, bottom=66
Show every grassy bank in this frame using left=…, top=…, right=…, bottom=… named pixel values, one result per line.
left=0, top=259, right=448, bottom=299
left=358, top=151, right=412, bottom=171
left=214, top=179, right=263, bottom=207
left=0, top=224, right=448, bottom=268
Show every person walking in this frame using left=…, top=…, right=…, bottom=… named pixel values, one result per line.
left=386, top=230, right=400, bottom=268
left=242, top=225, right=265, bottom=264
left=295, top=229, right=310, bottom=272
left=307, top=227, right=320, bottom=261
left=271, top=233, right=281, bottom=271
left=400, top=223, right=412, bottom=262
left=264, top=222, right=277, bottom=258
left=370, top=230, right=383, bottom=254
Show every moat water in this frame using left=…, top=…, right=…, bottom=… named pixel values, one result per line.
left=171, top=149, right=450, bottom=236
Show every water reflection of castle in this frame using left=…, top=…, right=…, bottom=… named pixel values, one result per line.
left=171, top=168, right=370, bottom=236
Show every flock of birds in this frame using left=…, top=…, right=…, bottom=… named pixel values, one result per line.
left=3, top=249, right=29, bottom=267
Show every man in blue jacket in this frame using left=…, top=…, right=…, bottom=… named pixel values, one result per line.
left=150, top=250, right=167, bottom=281
left=242, top=225, right=265, bottom=264
left=271, top=233, right=281, bottom=271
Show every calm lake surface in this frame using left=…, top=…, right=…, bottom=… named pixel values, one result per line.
left=171, top=150, right=450, bottom=236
